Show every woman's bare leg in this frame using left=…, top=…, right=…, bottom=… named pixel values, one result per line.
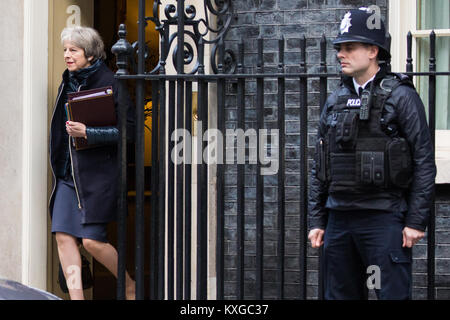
left=82, top=238, right=136, bottom=300
left=55, top=232, right=84, bottom=300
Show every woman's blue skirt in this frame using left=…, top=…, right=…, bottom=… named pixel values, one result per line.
left=51, top=176, right=108, bottom=243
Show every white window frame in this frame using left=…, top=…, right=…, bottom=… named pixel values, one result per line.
left=389, top=0, right=450, bottom=184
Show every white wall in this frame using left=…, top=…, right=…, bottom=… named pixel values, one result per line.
left=0, top=0, right=25, bottom=282
left=0, top=0, right=49, bottom=290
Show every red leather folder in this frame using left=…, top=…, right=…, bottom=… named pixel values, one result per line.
left=66, top=86, right=117, bottom=150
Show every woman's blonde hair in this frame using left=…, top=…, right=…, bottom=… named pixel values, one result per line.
left=61, top=26, right=106, bottom=61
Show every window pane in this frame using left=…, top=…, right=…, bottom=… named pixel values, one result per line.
left=417, top=37, right=450, bottom=129
left=417, top=0, right=450, bottom=29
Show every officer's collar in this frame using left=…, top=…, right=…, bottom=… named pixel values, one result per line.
left=352, top=67, right=379, bottom=94
left=342, top=65, right=387, bottom=94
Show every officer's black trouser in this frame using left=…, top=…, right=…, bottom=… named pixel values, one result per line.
left=323, top=210, right=412, bottom=300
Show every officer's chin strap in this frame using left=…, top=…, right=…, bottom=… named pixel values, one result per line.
left=359, top=79, right=374, bottom=120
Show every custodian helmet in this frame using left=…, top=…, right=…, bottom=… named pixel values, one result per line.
left=333, top=8, right=391, bottom=61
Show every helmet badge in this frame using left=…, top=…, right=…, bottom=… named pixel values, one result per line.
left=340, top=12, right=352, bottom=34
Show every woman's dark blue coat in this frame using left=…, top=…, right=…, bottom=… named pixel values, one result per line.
left=49, top=61, right=135, bottom=224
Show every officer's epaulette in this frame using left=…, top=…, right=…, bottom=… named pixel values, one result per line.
left=377, top=73, right=414, bottom=96
left=386, top=72, right=415, bottom=88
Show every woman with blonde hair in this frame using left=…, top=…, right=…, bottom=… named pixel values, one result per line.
left=49, top=26, right=135, bottom=300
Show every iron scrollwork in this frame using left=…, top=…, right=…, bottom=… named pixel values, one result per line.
left=135, top=0, right=237, bottom=75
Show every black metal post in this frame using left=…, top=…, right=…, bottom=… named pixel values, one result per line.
left=168, top=79, right=176, bottom=300
left=135, top=0, right=146, bottom=300
left=201, top=53, right=209, bottom=301
left=319, top=34, right=328, bottom=114
left=255, top=37, right=264, bottom=300
left=236, top=39, right=245, bottom=300
left=427, top=30, right=436, bottom=301
left=157, top=38, right=167, bottom=300
left=196, top=38, right=208, bottom=300
left=216, top=38, right=225, bottom=300
left=406, top=32, right=413, bottom=80
left=112, top=24, right=132, bottom=301
left=277, top=36, right=286, bottom=300
left=200, top=52, right=209, bottom=301
left=299, top=35, right=308, bottom=300
left=185, top=80, right=192, bottom=300
left=176, top=0, right=185, bottom=300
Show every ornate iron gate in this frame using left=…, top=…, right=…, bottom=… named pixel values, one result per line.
left=111, top=0, right=449, bottom=300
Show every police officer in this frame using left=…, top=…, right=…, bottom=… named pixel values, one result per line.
left=308, top=8, right=436, bottom=300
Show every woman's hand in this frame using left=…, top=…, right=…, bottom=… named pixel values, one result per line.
left=66, top=121, right=87, bottom=139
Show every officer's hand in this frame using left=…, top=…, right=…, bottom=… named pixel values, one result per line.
left=308, top=229, right=325, bottom=248
left=402, top=227, right=425, bottom=248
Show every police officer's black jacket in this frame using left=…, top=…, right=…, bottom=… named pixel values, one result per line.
left=309, top=66, right=436, bottom=232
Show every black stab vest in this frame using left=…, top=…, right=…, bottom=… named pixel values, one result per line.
left=317, top=74, right=413, bottom=194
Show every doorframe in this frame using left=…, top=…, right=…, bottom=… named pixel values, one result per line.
left=22, top=0, right=49, bottom=290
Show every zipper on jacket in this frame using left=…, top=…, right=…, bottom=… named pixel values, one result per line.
left=68, top=136, right=83, bottom=209
left=67, top=84, right=85, bottom=209
left=318, top=138, right=327, bottom=182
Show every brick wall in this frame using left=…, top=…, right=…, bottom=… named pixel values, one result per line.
left=222, top=0, right=450, bottom=300
left=416, top=186, right=450, bottom=300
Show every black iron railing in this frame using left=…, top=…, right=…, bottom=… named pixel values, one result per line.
left=111, top=0, right=449, bottom=301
